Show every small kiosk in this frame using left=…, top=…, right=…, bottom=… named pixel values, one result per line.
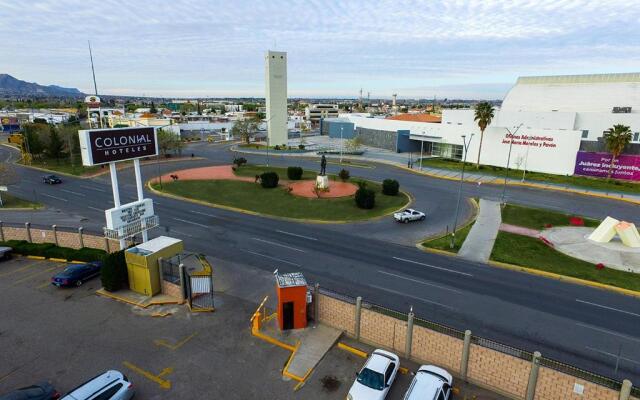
left=275, top=272, right=308, bottom=331
left=125, top=236, right=183, bottom=296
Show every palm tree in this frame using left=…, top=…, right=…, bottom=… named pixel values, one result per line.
left=473, top=102, right=495, bottom=168
left=603, top=124, right=632, bottom=179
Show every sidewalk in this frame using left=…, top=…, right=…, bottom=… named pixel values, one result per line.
left=233, top=136, right=640, bottom=203
left=458, top=199, right=502, bottom=263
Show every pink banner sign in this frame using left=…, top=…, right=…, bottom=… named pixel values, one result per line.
left=574, top=151, right=640, bottom=181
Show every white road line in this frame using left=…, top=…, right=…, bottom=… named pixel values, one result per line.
left=87, top=206, right=103, bottom=212
left=276, top=230, right=318, bottom=241
left=392, top=256, right=473, bottom=277
left=60, top=189, right=86, bottom=196
left=252, top=238, right=305, bottom=253
left=169, top=229, right=194, bottom=238
left=575, top=322, right=640, bottom=343
left=241, top=249, right=301, bottom=267
left=40, top=193, right=68, bottom=202
left=576, top=299, right=640, bottom=318
left=80, top=185, right=106, bottom=193
left=190, top=210, right=221, bottom=218
left=585, top=346, right=640, bottom=365
left=369, top=284, right=455, bottom=310
left=377, top=270, right=462, bottom=294
left=172, top=217, right=209, bottom=228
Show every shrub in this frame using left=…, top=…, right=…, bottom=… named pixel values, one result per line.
left=233, top=157, right=247, bottom=167
left=287, top=166, right=303, bottom=180
left=0, top=240, right=106, bottom=261
left=298, top=144, right=305, bottom=150
left=101, top=250, right=128, bottom=292
left=354, top=182, right=375, bottom=209
left=382, top=179, right=400, bottom=196
left=339, top=169, right=350, bottom=182
left=260, top=171, right=279, bottom=188
left=274, top=145, right=281, bottom=150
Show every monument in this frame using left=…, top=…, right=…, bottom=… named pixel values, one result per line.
left=316, top=155, right=329, bottom=190
left=265, top=50, right=288, bottom=146
left=589, top=216, right=640, bottom=248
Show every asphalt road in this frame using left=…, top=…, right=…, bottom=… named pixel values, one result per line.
left=2, top=143, right=640, bottom=385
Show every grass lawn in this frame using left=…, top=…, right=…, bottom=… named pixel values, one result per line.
left=152, top=179, right=409, bottom=222
left=233, top=165, right=319, bottom=180
left=502, top=204, right=600, bottom=230
left=419, top=158, right=640, bottom=194
left=22, top=155, right=102, bottom=176
left=422, top=223, right=473, bottom=253
left=491, top=232, right=640, bottom=291
left=0, top=193, right=41, bottom=209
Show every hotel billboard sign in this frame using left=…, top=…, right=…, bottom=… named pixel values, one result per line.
left=79, top=127, right=158, bottom=166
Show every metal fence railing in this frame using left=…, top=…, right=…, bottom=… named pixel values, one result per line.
left=317, top=285, right=638, bottom=395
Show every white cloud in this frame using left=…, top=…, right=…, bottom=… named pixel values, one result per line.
left=0, top=0, right=638, bottom=98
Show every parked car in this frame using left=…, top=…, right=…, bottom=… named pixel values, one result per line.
left=393, top=208, right=426, bottom=223
left=0, top=246, right=12, bottom=261
left=61, top=370, right=133, bottom=400
left=403, top=365, right=453, bottom=400
left=51, top=261, right=102, bottom=287
left=0, top=382, right=60, bottom=400
left=347, top=349, right=400, bottom=400
left=42, top=175, right=62, bottom=185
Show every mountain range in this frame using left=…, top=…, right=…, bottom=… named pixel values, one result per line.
left=0, top=74, right=83, bottom=97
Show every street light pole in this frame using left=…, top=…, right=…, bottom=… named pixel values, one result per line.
left=340, top=125, right=344, bottom=163
left=450, top=134, right=474, bottom=249
left=501, top=123, right=523, bottom=204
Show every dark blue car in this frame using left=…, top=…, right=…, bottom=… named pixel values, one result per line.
left=51, top=261, right=102, bottom=287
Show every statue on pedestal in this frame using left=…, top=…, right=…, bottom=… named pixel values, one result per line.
left=320, top=155, right=327, bottom=176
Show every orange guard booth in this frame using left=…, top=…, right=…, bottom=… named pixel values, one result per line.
left=275, top=272, right=308, bottom=330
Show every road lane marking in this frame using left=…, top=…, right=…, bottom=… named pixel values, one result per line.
left=585, top=346, right=640, bottom=365
left=576, top=299, right=640, bottom=318
left=40, top=193, right=68, bottom=202
left=168, top=229, right=194, bottom=238
left=276, top=230, right=318, bottom=241
left=87, top=206, right=103, bottom=212
left=60, top=189, right=85, bottom=196
left=575, top=322, right=640, bottom=343
left=369, top=284, right=455, bottom=310
left=252, top=238, right=305, bottom=253
left=190, top=210, right=221, bottom=218
left=123, top=361, right=172, bottom=389
left=172, top=217, right=209, bottom=228
left=392, top=256, right=473, bottom=277
left=377, top=270, right=462, bottom=294
left=241, top=249, right=301, bottom=267
left=154, top=332, right=199, bottom=350
left=80, top=185, right=106, bottom=192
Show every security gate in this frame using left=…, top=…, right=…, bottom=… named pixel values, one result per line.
left=185, top=272, right=214, bottom=311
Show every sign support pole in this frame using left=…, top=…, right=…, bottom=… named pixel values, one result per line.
left=108, top=162, right=126, bottom=249
left=133, top=159, right=148, bottom=243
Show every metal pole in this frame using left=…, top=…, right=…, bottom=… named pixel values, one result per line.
left=340, top=126, right=343, bottom=163
left=266, top=134, right=270, bottom=167
left=501, top=124, right=522, bottom=204
left=156, top=154, right=163, bottom=189
left=354, top=296, right=362, bottom=340
left=108, top=162, right=125, bottom=249
left=525, top=351, right=542, bottom=400
left=419, top=140, right=424, bottom=171
left=405, top=307, right=414, bottom=359
left=133, top=159, right=148, bottom=242
left=450, top=134, right=473, bottom=249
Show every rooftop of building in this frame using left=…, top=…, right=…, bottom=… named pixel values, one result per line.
left=517, top=72, right=640, bottom=85
left=386, top=113, right=442, bottom=123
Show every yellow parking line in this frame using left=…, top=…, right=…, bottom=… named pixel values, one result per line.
left=0, top=261, right=46, bottom=278
left=122, top=361, right=172, bottom=389
left=13, top=265, right=60, bottom=285
left=154, top=332, right=198, bottom=350
left=36, top=280, right=53, bottom=289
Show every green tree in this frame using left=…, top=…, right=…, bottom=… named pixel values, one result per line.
left=473, top=102, right=495, bottom=168
left=231, top=118, right=258, bottom=144
left=47, top=126, right=64, bottom=160
left=22, top=123, right=46, bottom=156
left=157, top=129, right=183, bottom=156
left=603, top=124, right=633, bottom=179
left=150, top=101, right=158, bottom=114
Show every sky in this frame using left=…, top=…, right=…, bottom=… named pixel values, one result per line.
left=1, top=0, right=640, bottom=99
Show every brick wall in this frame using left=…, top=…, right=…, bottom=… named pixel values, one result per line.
left=0, top=225, right=120, bottom=253
left=316, top=292, right=632, bottom=400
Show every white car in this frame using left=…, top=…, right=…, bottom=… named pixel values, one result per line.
left=61, top=370, right=134, bottom=400
left=394, top=209, right=426, bottom=223
left=347, top=349, right=400, bottom=400
left=403, top=365, right=453, bottom=400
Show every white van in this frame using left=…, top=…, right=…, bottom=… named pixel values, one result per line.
left=403, top=365, right=453, bottom=400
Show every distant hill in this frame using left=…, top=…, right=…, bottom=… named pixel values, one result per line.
left=0, top=74, right=83, bottom=97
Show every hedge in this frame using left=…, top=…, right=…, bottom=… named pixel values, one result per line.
left=287, top=166, right=303, bottom=180
left=260, top=171, right=280, bottom=188
left=0, top=240, right=106, bottom=262
left=339, top=169, right=350, bottom=182
left=355, top=184, right=376, bottom=209
left=382, top=179, right=400, bottom=196
left=101, top=250, right=128, bottom=292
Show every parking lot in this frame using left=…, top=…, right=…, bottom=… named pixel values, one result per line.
left=0, top=256, right=503, bottom=399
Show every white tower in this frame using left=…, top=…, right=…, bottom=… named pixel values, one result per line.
left=265, top=50, right=288, bottom=146
left=392, top=93, right=398, bottom=115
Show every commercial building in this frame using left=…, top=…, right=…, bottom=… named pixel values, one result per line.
left=324, top=73, right=640, bottom=180
left=265, top=50, right=288, bottom=145
left=305, top=104, right=339, bottom=123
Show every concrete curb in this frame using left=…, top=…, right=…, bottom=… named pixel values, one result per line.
left=233, top=147, right=640, bottom=205
left=488, top=260, right=640, bottom=299
left=145, top=179, right=412, bottom=225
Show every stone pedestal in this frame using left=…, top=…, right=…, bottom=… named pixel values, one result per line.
left=316, top=175, right=329, bottom=190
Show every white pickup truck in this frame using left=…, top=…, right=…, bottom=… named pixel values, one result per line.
left=393, top=209, right=426, bottom=223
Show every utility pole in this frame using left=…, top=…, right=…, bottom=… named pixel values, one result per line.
left=450, top=134, right=474, bottom=249
left=501, top=123, right=523, bottom=204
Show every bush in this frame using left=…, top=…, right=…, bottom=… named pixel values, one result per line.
left=274, top=145, right=281, bottom=150
left=287, top=166, right=303, bottom=180
left=382, top=179, right=400, bottom=196
left=298, top=144, right=305, bottom=150
left=0, top=240, right=106, bottom=261
left=101, top=250, right=128, bottom=292
left=355, top=183, right=375, bottom=209
left=339, top=169, right=350, bottom=182
left=260, top=171, right=279, bottom=188
left=233, top=157, right=247, bottom=167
